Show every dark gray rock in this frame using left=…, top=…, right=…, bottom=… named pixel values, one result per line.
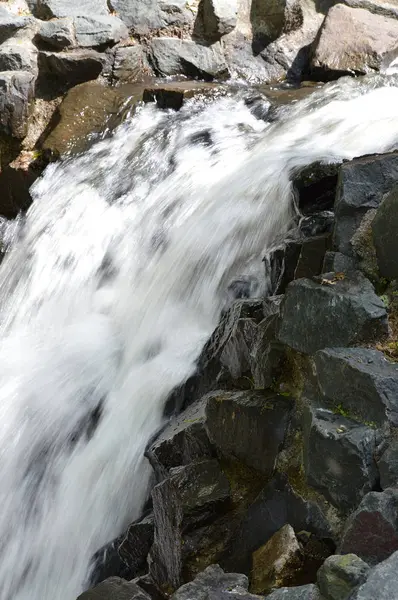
left=333, top=153, right=398, bottom=256
left=32, top=0, right=109, bottom=19
left=303, top=405, right=378, bottom=512
left=171, top=565, right=252, bottom=600
left=317, top=553, right=370, bottom=600
left=74, top=16, right=129, bottom=47
left=294, top=162, right=340, bottom=215
left=146, top=396, right=213, bottom=480
left=206, top=390, right=293, bottom=476
left=372, top=186, right=398, bottom=279
left=37, top=17, right=75, bottom=49
left=378, top=440, right=398, bottom=489
left=91, top=513, right=154, bottom=585
left=149, top=460, right=230, bottom=589
left=314, top=347, right=398, bottom=427
left=0, top=14, right=37, bottom=45
left=277, top=272, right=388, bottom=355
left=266, top=584, right=322, bottom=599
left=222, top=474, right=333, bottom=575
left=77, top=576, right=151, bottom=599
left=0, top=71, right=35, bottom=138
left=149, top=37, right=228, bottom=80
left=203, top=0, right=238, bottom=41
left=350, top=549, right=398, bottom=600
left=109, top=0, right=194, bottom=34
left=322, top=252, right=356, bottom=274
left=0, top=39, right=37, bottom=72
left=339, top=488, right=398, bottom=565
left=38, top=49, right=104, bottom=92
left=113, top=45, right=151, bottom=82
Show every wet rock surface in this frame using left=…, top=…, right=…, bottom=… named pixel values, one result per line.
left=277, top=272, right=388, bottom=355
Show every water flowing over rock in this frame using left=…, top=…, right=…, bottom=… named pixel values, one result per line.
left=0, top=74, right=397, bottom=600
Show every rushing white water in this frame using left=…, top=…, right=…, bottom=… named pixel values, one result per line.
left=0, top=74, right=397, bottom=600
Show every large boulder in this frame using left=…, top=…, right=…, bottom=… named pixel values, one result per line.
left=350, top=549, right=398, bottom=600
left=37, top=49, right=105, bottom=93
left=372, top=186, right=398, bottom=279
left=317, top=554, right=370, bottom=600
left=203, top=0, right=238, bottom=41
left=310, top=4, right=398, bottom=80
left=77, top=576, right=151, bottom=599
left=149, top=37, right=228, bottom=80
left=277, top=272, right=388, bottom=355
left=0, top=39, right=37, bottom=73
left=113, top=44, right=152, bottom=83
left=303, top=405, right=378, bottom=512
left=251, top=524, right=303, bottom=594
left=109, top=0, right=194, bottom=34
left=149, top=460, right=230, bottom=589
left=36, top=17, right=75, bottom=49
left=314, top=348, right=398, bottom=427
left=146, top=395, right=214, bottom=481
left=0, top=13, right=37, bottom=45
left=0, top=71, right=35, bottom=138
left=31, top=0, right=109, bottom=19
left=74, top=15, right=129, bottom=47
left=333, top=153, right=398, bottom=257
left=339, top=488, right=398, bottom=565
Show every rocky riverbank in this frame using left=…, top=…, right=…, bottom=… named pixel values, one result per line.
left=74, top=150, right=398, bottom=600
left=0, top=0, right=397, bottom=220
left=1, top=1, right=398, bottom=599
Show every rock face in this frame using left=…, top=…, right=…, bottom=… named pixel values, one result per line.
left=251, top=524, right=303, bottom=594
left=277, top=272, right=388, bottom=355
left=333, top=153, right=398, bottom=257
left=38, top=49, right=104, bottom=92
left=303, top=406, right=378, bottom=512
left=146, top=395, right=213, bottom=481
left=378, top=440, right=398, bottom=490
left=317, top=554, right=370, bottom=600
left=310, top=4, right=398, bottom=80
left=31, top=0, right=110, bottom=19
left=0, top=71, right=35, bottom=138
left=205, top=390, right=293, bottom=476
left=149, top=38, right=229, bottom=80
left=350, top=550, right=398, bottom=600
left=203, top=0, right=238, bottom=41
left=109, top=0, right=194, bottom=35
left=77, top=576, right=151, bottom=599
left=339, top=489, right=398, bottom=565
left=372, top=186, right=398, bottom=279
left=314, top=348, right=398, bottom=427
left=149, top=460, right=230, bottom=589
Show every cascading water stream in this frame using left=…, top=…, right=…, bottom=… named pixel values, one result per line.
left=0, top=74, right=397, bottom=600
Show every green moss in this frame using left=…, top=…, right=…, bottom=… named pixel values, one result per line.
left=332, top=403, right=377, bottom=429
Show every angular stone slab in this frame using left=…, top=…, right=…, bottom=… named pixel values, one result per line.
left=277, top=272, right=387, bottom=355
left=315, top=347, right=398, bottom=427
left=206, top=390, right=293, bottom=475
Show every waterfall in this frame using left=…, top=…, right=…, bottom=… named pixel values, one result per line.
left=0, top=74, right=397, bottom=600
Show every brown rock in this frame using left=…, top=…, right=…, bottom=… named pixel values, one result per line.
left=251, top=524, right=303, bottom=594
left=143, top=81, right=219, bottom=110
left=311, top=4, right=398, bottom=80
